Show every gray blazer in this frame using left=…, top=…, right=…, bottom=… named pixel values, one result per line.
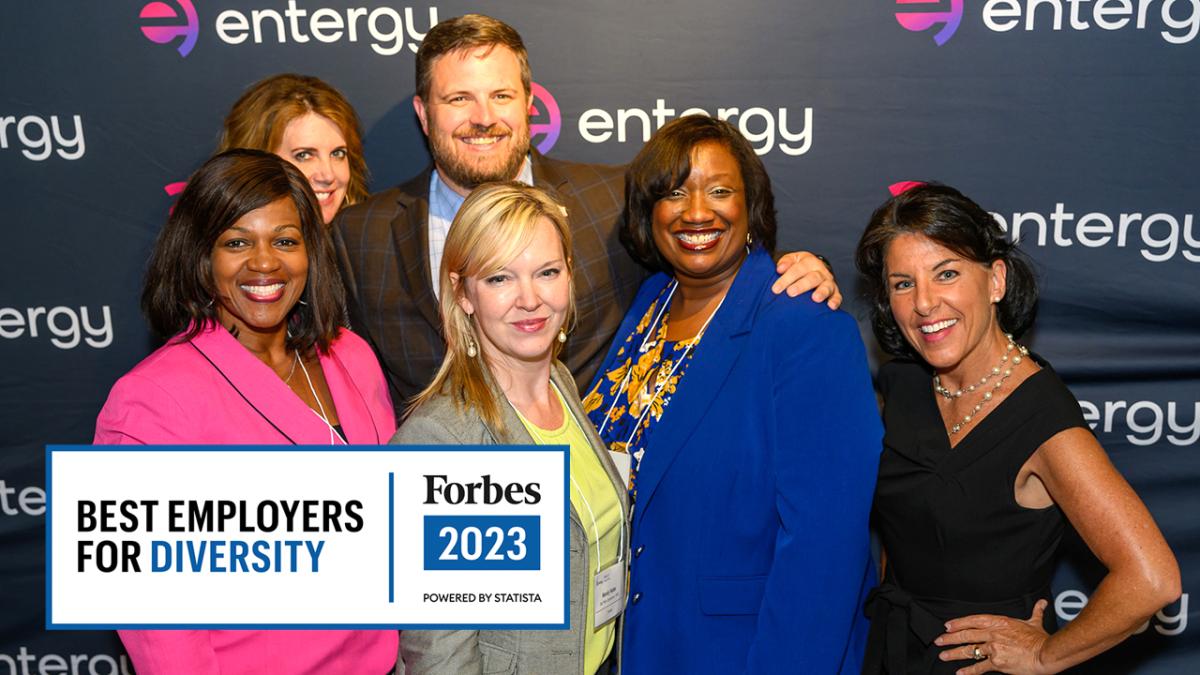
left=392, top=361, right=629, bottom=675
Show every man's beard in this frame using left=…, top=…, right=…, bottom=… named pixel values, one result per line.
left=429, top=123, right=530, bottom=191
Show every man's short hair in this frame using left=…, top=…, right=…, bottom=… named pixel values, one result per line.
left=414, top=14, right=532, bottom=101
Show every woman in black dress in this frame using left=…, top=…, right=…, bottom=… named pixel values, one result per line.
left=854, top=183, right=1180, bottom=674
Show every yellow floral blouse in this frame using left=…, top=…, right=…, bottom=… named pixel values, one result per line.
left=583, top=283, right=702, bottom=499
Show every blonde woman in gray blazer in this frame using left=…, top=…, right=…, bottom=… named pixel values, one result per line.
left=393, top=182, right=629, bottom=675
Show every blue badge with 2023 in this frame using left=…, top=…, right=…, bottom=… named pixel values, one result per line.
left=45, top=445, right=569, bottom=629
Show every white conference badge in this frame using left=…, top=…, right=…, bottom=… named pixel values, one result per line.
left=593, top=562, right=626, bottom=627
left=46, top=444, right=569, bottom=629
left=607, top=450, right=632, bottom=489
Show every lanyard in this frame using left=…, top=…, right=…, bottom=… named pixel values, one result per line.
left=570, top=473, right=626, bottom=570
left=297, top=353, right=346, bottom=445
left=522, top=382, right=627, bottom=568
left=597, top=280, right=726, bottom=457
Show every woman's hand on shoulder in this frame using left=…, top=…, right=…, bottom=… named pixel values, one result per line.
left=772, top=250, right=841, bottom=308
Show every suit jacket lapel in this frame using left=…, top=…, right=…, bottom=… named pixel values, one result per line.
left=391, top=167, right=442, bottom=331
left=630, top=252, right=770, bottom=529
left=188, top=324, right=333, bottom=444
left=531, top=152, right=586, bottom=226
left=531, top=150, right=569, bottom=192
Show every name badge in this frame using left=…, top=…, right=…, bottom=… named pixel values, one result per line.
left=594, top=562, right=626, bottom=628
left=607, top=450, right=632, bottom=489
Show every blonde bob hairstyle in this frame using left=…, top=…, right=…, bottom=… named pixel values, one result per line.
left=409, top=181, right=575, bottom=432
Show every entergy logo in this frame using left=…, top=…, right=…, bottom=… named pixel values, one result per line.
left=529, top=83, right=561, bottom=155
left=895, top=0, right=964, bottom=45
left=139, top=0, right=200, bottom=57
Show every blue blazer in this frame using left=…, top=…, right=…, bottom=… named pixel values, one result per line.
left=595, top=250, right=882, bottom=674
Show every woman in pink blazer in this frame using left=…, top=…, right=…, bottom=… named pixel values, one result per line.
left=94, top=150, right=398, bottom=674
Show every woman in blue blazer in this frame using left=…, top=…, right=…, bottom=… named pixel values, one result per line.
left=583, top=116, right=882, bottom=674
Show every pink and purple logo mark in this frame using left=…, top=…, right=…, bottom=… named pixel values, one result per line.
left=895, top=0, right=963, bottom=46
left=529, top=82, right=561, bottom=155
left=139, top=0, right=199, bottom=57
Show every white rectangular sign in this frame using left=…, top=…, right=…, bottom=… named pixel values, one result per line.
left=47, top=445, right=568, bottom=629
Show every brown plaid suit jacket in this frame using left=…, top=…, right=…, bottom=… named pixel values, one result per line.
left=332, top=152, right=647, bottom=418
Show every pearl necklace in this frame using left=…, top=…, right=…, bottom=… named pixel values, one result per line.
left=935, top=334, right=1029, bottom=435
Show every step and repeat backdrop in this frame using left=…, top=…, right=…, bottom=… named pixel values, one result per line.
left=2, top=1, right=1196, bottom=671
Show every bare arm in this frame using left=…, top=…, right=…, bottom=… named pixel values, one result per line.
left=937, top=427, right=1181, bottom=674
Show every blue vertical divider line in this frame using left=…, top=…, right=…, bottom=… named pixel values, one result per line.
left=388, top=471, right=395, bottom=604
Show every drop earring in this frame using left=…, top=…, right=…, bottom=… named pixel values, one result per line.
left=464, top=311, right=479, bottom=357
left=557, top=328, right=567, bottom=343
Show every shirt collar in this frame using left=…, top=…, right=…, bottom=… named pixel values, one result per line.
left=429, top=155, right=534, bottom=220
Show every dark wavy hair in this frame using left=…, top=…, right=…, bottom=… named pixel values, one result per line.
left=622, top=116, right=777, bottom=272
left=855, top=182, right=1038, bottom=358
left=142, top=149, right=346, bottom=351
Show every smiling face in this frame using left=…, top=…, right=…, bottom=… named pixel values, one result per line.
left=272, top=112, right=350, bottom=225
left=211, top=197, right=309, bottom=344
left=414, top=44, right=530, bottom=196
left=455, top=216, right=570, bottom=372
left=884, top=233, right=1008, bottom=376
left=651, top=140, right=750, bottom=289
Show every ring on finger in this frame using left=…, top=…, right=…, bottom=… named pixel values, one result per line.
left=972, top=645, right=985, bottom=661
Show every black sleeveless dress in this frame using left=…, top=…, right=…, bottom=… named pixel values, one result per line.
left=863, top=358, right=1088, bottom=674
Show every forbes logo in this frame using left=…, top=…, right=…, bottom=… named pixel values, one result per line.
left=139, top=0, right=199, bottom=57
left=424, top=475, right=542, bottom=505
left=895, top=0, right=963, bottom=46
left=529, top=82, right=562, bottom=155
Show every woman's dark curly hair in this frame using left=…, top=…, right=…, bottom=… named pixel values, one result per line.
left=855, top=183, right=1038, bottom=358
left=622, top=115, right=776, bottom=272
left=142, top=149, right=346, bottom=351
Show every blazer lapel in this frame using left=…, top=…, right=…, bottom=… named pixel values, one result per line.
left=630, top=252, right=771, bottom=529
left=553, top=363, right=631, bottom=514
left=475, top=364, right=536, bottom=446
left=476, top=362, right=624, bottom=527
left=188, top=325, right=333, bottom=444
left=531, top=150, right=569, bottom=194
left=531, top=152, right=587, bottom=231
left=391, top=168, right=442, bottom=331
left=319, top=342, right=385, bottom=445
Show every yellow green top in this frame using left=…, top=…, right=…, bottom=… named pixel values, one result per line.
left=517, top=383, right=623, bottom=674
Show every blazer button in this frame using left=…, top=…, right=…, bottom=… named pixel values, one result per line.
left=632, top=592, right=642, bottom=604
left=635, top=545, right=644, bottom=557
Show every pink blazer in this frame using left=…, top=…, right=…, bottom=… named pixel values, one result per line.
left=94, top=323, right=398, bottom=675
